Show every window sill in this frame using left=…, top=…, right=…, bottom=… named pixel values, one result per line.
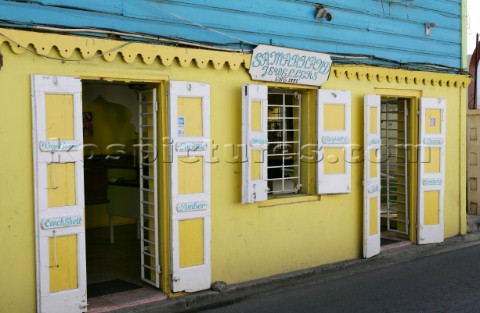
left=257, top=194, right=320, bottom=208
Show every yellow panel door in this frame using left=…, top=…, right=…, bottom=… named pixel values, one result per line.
left=363, top=95, right=381, bottom=258
left=418, top=98, right=446, bottom=244
left=169, top=81, right=211, bottom=293
left=32, top=75, right=87, bottom=313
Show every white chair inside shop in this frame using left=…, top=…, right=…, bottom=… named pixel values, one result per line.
left=107, top=185, right=140, bottom=243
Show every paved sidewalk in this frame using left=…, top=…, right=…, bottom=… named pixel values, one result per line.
left=117, top=233, right=480, bottom=313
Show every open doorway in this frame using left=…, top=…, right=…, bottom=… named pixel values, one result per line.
left=82, top=80, right=165, bottom=309
left=380, top=97, right=416, bottom=248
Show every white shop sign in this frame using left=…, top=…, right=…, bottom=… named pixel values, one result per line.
left=176, top=201, right=209, bottom=213
left=249, top=45, right=332, bottom=86
left=175, top=141, right=208, bottom=152
left=39, top=139, right=82, bottom=152
left=41, top=215, right=82, bottom=229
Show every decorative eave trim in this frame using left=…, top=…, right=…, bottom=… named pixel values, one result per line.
left=0, top=27, right=251, bottom=70
left=0, top=27, right=471, bottom=88
left=331, top=65, right=471, bottom=88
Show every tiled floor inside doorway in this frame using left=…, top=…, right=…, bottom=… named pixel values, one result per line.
left=380, top=230, right=412, bottom=252
left=86, top=224, right=167, bottom=312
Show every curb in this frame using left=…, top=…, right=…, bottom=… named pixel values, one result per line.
left=120, top=233, right=480, bottom=313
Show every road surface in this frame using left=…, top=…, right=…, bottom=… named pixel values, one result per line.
left=197, top=244, right=480, bottom=313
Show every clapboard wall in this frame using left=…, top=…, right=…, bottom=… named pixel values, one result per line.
left=0, top=0, right=462, bottom=69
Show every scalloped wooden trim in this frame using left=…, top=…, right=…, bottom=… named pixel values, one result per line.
left=0, top=28, right=249, bottom=71
left=331, top=66, right=470, bottom=88
left=0, top=28, right=470, bottom=87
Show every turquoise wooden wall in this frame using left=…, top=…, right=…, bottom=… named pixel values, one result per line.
left=0, top=0, right=462, bottom=69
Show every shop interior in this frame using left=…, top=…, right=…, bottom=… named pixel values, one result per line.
left=82, top=80, right=165, bottom=308
left=380, top=97, right=415, bottom=248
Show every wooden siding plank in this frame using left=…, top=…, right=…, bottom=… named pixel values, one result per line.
left=0, top=0, right=462, bottom=68
left=155, top=0, right=460, bottom=30
left=121, top=2, right=460, bottom=48
left=123, top=2, right=460, bottom=54
left=23, top=0, right=123, bottom=14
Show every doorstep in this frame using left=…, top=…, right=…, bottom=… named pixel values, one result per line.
left=88, top=287, right=168, bottom=313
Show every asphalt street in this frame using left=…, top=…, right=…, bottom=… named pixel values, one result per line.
left=196, top=244, right=480, bottom=313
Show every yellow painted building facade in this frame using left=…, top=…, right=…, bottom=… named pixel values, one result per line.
left=0, top=28, right=469, bottom=312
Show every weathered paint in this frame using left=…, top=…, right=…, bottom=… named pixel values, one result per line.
left=0, top=0, right=462, bottom=68
left=0, top=28, right=468, bottom=311
left=47, top=163, right=76, bottom=207
left=49, top=235, right=78, bottom=293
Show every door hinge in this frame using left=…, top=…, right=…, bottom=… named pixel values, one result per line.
left=79, top=300, right=88, bottom=311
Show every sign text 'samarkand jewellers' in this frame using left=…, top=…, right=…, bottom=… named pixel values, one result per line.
left=249, top=45, right=332, bottom=86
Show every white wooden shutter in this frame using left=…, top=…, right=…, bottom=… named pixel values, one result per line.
left=317, top=90, right=352, bottom=194
left=242, top=84, right=269, bottom=203
left=418, top=98, right=446, bottom=244
left=363, top=95, right=381, bottom=258
left=32, top=75, right=87, bottom=313
left=169, top=81, right=211, bottom=292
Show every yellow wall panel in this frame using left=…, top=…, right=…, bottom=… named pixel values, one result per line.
left=251, top=150, right=262, bottom=180
left=424, top=147, right=441, bottom=173
left=179, top=218, right=204, bottom=268
left=45, top=94, right=74, bottom=140
left=251, top=101, right=262, bottom=132
left=369, top=197, right=378, bottom=236
left=178, top=156, right=204, bottom=194
left=324, top=104, right=345, bottom=131
left=425, top=109, right=442, bottom=134
left=424, top=190, right=440, bottom=225
left=324, top=147, right=345, bottom=174
left=178, top=97, right=203, bottom=137
left=47, top=163, right=76, bottom=207
left=49, top=235, right=78, bottom=293
left=369, top=107, right=378, bottom=134
left=369, top=149, right=378, bottom=178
